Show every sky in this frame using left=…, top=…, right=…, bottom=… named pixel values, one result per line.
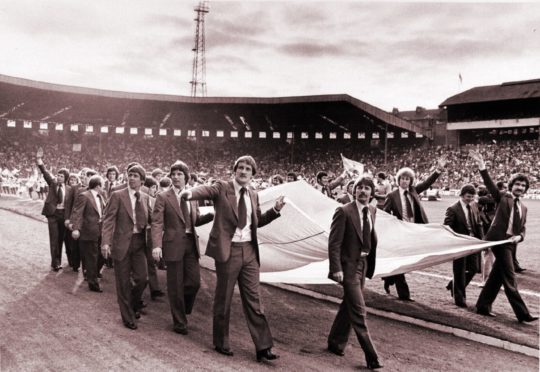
left=0, top=0, right=539, bottom=111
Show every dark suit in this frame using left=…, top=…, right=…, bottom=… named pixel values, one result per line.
left=382, top=171, right=441, bottom=299
left=70, top=190, right=105, bottom=287
left=327, top=202, right=379, bottom=364
left=64, top=184, right=87, bottom=271
left=475, top=169, right=531, bottom=320
left=37, top=162, right=70, bottom=269
left=152, top=187, right=214, bottom=330
left=101, top=188, right=151, bottom=325
left=189, top=180, right=280, bottom=351
left=443, top=201, right=483, bottom=305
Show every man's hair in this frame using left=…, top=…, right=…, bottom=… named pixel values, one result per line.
left=144, top=176, right=158, bottom=188
left=478, top=187, right=489, bottom=197
left=151, top=168, right=164, bottom=178
left=126, top=162, right=141, bottom=172
left=316, top=171, right=328, bottom=182
left=377, top=172, right=386, bottom=180
left=287, top=172, right=298, bottom=181
left=496, top=181, right=507, bottom=190
left=272, top=175, right=284, bottom=184
left=233, top=155, right=257, bottom=175
left=86, top=169, right=97, bottom=177
left=169, top=160, right=190, bottom=180
left=508, top=173, right=529, bottom=193
left=353, top=177, right=376, bottom=200
left=396, top=167, right=415, bottom=184
left=190, top=173, right=198, bottom=182
left=88, top=175, right=103, bottom=190
left=68, top=173, right=80, bottom=184
left=345, top=179, right=355, bottom=191
left=57, top=168, right=70, bottom=181
left=159, top=177, right=172, bottom=188
left=106, top=166, right=120, bottom=179
left=459, top=184, right=477, bottom=196
left=128, top=165, right=146, bottom=181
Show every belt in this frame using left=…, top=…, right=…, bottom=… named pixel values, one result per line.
left=231, top=241, right=253, bottom=247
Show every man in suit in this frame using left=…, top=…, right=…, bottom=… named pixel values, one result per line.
left=327, top=177, right=382, bottom=370
left=382, top=158, right=447, bottom=301
left=314, top=170, right=346, bottom=198
left=470, top=150, right=538, bottom=323
left=101, top=165, right=152, bottom=330
left=152, top=161, right=214, bottom=334
left=70, top=175, right=106, bottom=293
left=374, top=172, right=392, bottom=210
left=35, top=147, right=71, bottom=271
left=443, top=184, right=483, bottom=308
left=104, top=165, right=120, bottom=200
left=181, top=155, right=285, bottom=362
left=337, top=180, right=354, bottom=204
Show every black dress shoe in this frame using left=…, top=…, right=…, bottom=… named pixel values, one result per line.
left=476, top=308, right=496, bottom=317
left=518, top=315, right=538, bottom=323
left=73, top=268, right=79, bottom=273
left=123, top=321, right=137, bottom=330
left=214, top=346, right=234, bottom=356
left=327, top=344, right=345, bottom=356
left=151, top=290, right=165, bottom=300
left=256, top=348, right=279, bottom=362
left=515, top=267, right=526, bottom=273
left=455, top=301, right=467, bottom=308
left=52, top=266, right=62, bottom=272
left=446, top=282, right=453, bottom=298
left=399, top=297, right=415, bottom=302
left=367, top=360, right=383, bottom=369
left=383, top=282, right=390, bottom=294
left=88, top=283, right=103, bottom=293
left=173, top=325, right=188, bottom=335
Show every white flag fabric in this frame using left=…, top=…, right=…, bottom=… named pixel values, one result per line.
left=197, top=181, right=508, bottom=284
left=340, top=154, right=364, bottom=177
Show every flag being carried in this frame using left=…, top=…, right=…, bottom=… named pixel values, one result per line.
left=340, top=153, right=365, bottom=177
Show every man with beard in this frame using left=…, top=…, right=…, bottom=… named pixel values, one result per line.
left=470, top=150, right=538, bottom=323
left=327, top=176, right=382, bottom=370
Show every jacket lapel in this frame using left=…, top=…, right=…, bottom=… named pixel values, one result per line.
left=454, top=202, right=468, bottom=227
left=121, top=188, right=134, bottom=222
left=167, top=188, right=184, bottom=223
left=394, top=191, right=404, bottom=218
left=349, top=202, right=363, bottom=243
left=227, top=181, right=238, bottom=221
left=87, top=191, right=99, bottom=215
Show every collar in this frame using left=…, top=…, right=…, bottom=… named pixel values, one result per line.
left=459, top=199, right=471, bottom=210
left=399, top=187, right=409, bottom=195
left=90, top=189, right=99, bottom=197
left=233, top=178, right=249, bottom=194
left=172, top=186, right=185, bottom=195
left=128, top=187, right=139, bottom=197
left=355, top=200, right=369, bottom=212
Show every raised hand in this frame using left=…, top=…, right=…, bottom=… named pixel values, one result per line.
left=436, top=156, right=448, bottom=171
left=468, top=149, right=485, bottom=169
left=274, top=195, right=286, bottom=212
left=36, top=147, right=44, bottom=159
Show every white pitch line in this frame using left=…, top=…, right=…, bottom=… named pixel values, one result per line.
left=415, top=271, right=540, bottom=298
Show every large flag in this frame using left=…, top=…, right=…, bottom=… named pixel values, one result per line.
left=197, top=181, right=508, bottom=284
left=341, top=154, right=364, bottom=177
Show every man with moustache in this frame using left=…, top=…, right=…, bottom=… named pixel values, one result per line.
left=152, top=161, right=214, bottom=334
left=70, top=175, right=106, bottom=293
left=470, top=150, right=538, bottom=323
left=443, top=184, right=483, bottom=308
left=327, top=176, right=382, bottom=370
left=104, top=165, right=120, bottom=200
left=35, top=147, right=70, bottom=271
left=180, top=155, right=285, bottom=362
left=382, top=158, right=447, bottom=301
left=101, top=165, right=152, bottom=330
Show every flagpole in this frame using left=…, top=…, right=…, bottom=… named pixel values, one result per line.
left=384, top=122, right=388, bottom=165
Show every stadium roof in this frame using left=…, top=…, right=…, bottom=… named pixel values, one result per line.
left=0, top=73, right=428, bottom=137
left=440, top=78, right=540, bottom=107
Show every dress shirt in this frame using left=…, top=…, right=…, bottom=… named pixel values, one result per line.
left=232, top=179, right=253, bottom=242
left=90, top=189, right=102, bottom=218
left=506, top=195, right=522, bottom=237
left=57, top=184, right=65, bottom=209
left=459, top=200, right=473, bottom=234
left=128, top=187, right=141, bottom=233
left=399, top=187, right=414, bottom=222
left=355, top=201, right=372, bottom=234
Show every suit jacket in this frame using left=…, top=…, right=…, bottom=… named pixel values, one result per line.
left=151, top=188, right=214, bottom=261
left=328, top=202, right=378, bottom=280
left=104, top=180, right=119, bottom=200
left=70, top=190, right=105, bottom=241
left=383, top=171, right=440, bottom=223
left=101, top=188, right=152, bottom=261
left=479, top=169, right=527, bottom=242
left=443, top=201, right=484, bottom=240
left=37, top=163, right=71, bottom=217
left=189, top=180, right=280, bottom=264
left=64, top=184, right=87, bottom=221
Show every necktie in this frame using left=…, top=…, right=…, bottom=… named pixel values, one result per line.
left=466, top=204, right=473, bottom=235
left=238, top=187, right=247, bottom=229
left=57, top=185, right=63, bottom=203
left=181, top=198, right=193, bottom=232
left=404, top=190, right=414, bottom=222
left=512, top=198, right=521, bottom=235
left=134, top=191, right=146, bottom=231
left=362, top=207, right=371, bottom=253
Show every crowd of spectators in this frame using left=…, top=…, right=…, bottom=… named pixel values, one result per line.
left=1, top=127, right=539, bottom=198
